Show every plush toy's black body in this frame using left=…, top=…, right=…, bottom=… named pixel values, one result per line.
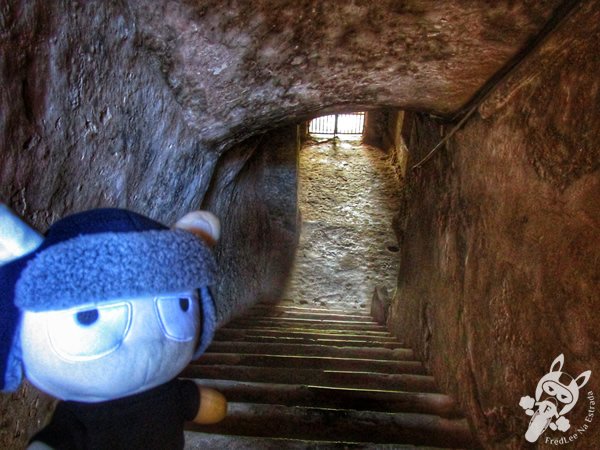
left=32, top=379, right=200, bottom=450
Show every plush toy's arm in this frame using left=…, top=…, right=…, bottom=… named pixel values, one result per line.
left=193, top=384, right=227, bottom=424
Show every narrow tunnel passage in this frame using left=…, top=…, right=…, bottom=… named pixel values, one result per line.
left=183, top=126, right=479, bottom=448
left=284, top=135, right=402, bottom=311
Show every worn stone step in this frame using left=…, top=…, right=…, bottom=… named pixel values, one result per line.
left=216, top=328, right=397, bottom=342
left=206, top=341, right=415, bottom=360
left=224, top=325, right=392, bottom=337
left=184, top=431, right=453, bottom=449
left=245, top=313, right=380, bottom=323
left=250, top=303, right=370, bottom=316
left=187, top=379, right=462, bottom=418
left=212, top=333, right=404, bottom=349
left=181, top=365, right=438, bottom=393
left=193, top=353, right=426, bottom=374
left=185, top=402, right=475, bottom=448
left=228, top=318, right=386, bottom=332
left=241, top=308, right=375, bottom=322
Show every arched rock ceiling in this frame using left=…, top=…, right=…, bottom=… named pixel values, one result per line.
left=130, top=0, right=564, bottom=146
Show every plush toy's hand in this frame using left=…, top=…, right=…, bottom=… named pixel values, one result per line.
left=194, top=386, right=227, bottom=424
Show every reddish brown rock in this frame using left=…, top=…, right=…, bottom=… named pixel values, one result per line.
left=388, top=2, right=600, bottom=447
left=131, top=0, right=563, bottom=145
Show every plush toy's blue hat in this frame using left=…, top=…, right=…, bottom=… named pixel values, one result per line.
left=0, top=208, right=217, bottom=391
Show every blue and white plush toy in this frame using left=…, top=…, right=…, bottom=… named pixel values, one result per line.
left=0, top=206, right=227, bottom=449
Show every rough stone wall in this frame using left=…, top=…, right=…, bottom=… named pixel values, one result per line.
left=364, top=109, right=410, bottom=182
left=389, top=3, right=600, bottom=448
left=0, top=1, right=218, bottom=228
left=284, top=138, right=402, bottom=311
left=202, top=126, right=300, bottom=326
left=130, top=0, right=563, bottom=144
left=384, top=111, right=410, bottom=182
left=362, top=110, right=387, bottom=149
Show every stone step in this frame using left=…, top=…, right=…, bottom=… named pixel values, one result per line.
left=193, top=353, right=426, bottom=375
left=228, top=318, right=386, bottom=332
left=213, top=333, right=404, bottom=349
left=216, top=328, right=397, bottom=342
left=250, top=303, right=370, bottom=316
left=187, top=379, right=462, bottom=418
left=241, top=308, right=375, bottom=322
left=181, top=365, right=439, bottom=393
left=206, top=341, right=415, bottom=360
left=184, top=431, right=452, bottom=449
left=185, top=402, right=475, bottom=448
left=227, top=322, right=392, bottom=335
left=185, top=303, right=477, bottom=448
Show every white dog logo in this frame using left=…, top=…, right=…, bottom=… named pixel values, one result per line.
left=519, top=354, right=591, bottom=443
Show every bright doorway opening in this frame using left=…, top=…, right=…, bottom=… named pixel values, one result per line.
left=309, top=112, right=365, bottom=140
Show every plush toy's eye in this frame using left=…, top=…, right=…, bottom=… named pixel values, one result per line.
left=155, top=292, right=199, bottom=342
left=179, top=298, right=190, bottom=312
left=47, top=303, right=131, bottom=361
left=76, top=309, right=99, bottom=325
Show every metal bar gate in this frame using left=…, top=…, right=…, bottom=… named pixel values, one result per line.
left=309, top=112, right=365, bottom=135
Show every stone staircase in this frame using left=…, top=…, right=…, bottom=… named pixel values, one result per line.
left=182, top=302, right=478, bottom=449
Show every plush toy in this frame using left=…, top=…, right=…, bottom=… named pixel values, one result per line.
left=0, top=206, right=227, bottom=449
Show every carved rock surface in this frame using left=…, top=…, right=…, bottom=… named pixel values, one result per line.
left=203, top=126, right=300, bottom=326
left=131, top=0, right=563, bottom=145
left=389, top=2, right=600, bottom=447
left=0, top=1, right=218, bottom=228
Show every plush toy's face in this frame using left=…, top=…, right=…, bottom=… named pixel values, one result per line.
left=20, top=290, right=200, bottom=402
